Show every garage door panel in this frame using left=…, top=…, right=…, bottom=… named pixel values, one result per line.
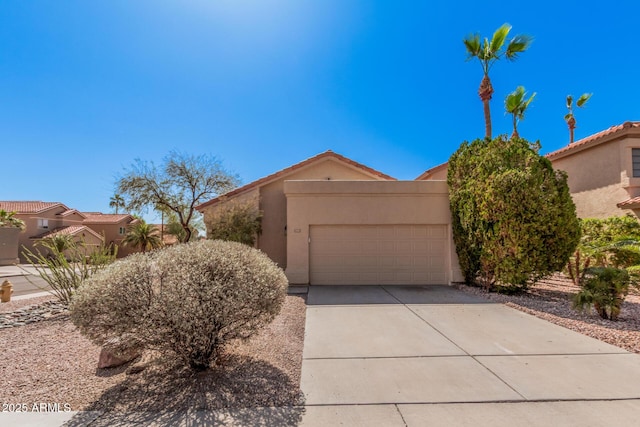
left=310, top=225, right=448, bottom=285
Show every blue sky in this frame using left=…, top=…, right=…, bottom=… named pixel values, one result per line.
left=2, top=1, right=639, bottom=221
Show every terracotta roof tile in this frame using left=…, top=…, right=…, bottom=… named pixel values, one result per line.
left=415, top=162, right=448, bottom=180
left=0, top=201, right=67, bottom=214
left=82, top=213, right=134, bottom=224
left=546, top=121, right=640, bottom=160
left=415, top=122, right=640, bottom=178
left=196, top=150, right=396, bottom=211
left=59, top=209, right=86, bottom=218
left=31, top=225, right=104, bottom=241
left=617, top=196, right=640, bottom=209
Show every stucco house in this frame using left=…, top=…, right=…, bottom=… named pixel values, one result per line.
left=417, top=121, right=640, bottom=220
left=197, top=151, right=463, bottom=286
left=82, top=213, right=140, bottom=257
left=0, top=202, right=104, bottom=262
left=0, top=201, right=140, bottom=261
left=546, top=121, right=640, bottom=218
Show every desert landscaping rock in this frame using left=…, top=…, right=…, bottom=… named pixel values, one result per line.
left=456, top=274, right=640, bottom=354
left=0, top=299, right=68, bottom=328
left=0, top=295, right=306, bottom=411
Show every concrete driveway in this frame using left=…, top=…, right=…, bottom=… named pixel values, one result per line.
left=300, top=285, right=640, bottom=426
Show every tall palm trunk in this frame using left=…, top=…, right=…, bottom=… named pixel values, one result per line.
left=567, top=116, right=576, bottom=144
left=511, top=115, right=519, bottom=139
left=479, top=75, right=494, bottom=139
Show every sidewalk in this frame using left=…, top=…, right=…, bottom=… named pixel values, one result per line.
left=0, top=264, right=51, bottom=298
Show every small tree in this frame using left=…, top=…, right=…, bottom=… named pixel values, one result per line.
left=123, top=221, right=162, bottom=253
left=573, top=267, right=630, bottom=320
left=37, top=234, right=75, bottom=256
left=109, top=194, right=126, bottom=214
left=70, top=240, right=288, bottom=371
left=565, top=93, right=592, bottom=144
left=116, top=151, right=239, bottom=243
left=448, top=135, right=580, bottom=291
left=206, top=202, right=262, bottom=246
left=505, top=86, right=536, bottom=139
left=22, top=239, right=116, bottom=304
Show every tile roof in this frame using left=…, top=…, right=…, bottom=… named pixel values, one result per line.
left=31, top=225, right=105, bottom=241
left=82, top=213, right=134, bottom=224
left=415, top=162, right=448, bottom=180
left=546, top=121, right=640, bottom=160
left=617, top=197, right=640, bottom=209
left=59, top=209, right=87, bottom=218
left=196, top=150, right=396, bottom=211
left=415, top=122, right=640, bottom=178
left=0, top=201, right=67, bottom=214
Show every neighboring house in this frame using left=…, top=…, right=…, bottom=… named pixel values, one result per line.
left=197, top=151, right=463, bottom=286
left=417, top=121, right=640, bottom=219
left=0, top=201, right=103, bottom=261
left=546, top=121, right=640, bottom=218
left=0, top=201, right=141, bottom=261
left=82, top=213, right=140, bottom=257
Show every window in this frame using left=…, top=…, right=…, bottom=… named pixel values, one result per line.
left=119, top=227, right=126, bottom=235
left=37, top=219, right=49, bottom=229
left=633, top=148, right=640, bottom=178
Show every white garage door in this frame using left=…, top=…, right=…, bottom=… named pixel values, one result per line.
left=309, top=225, right=448, bottom=285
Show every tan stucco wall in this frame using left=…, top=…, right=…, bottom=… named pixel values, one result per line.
left=284, top=180, right=462, bottom=284
left=85, top=222, right=136, bottom=257
left=200, top=158, right=389, bottom=269
left=0, top=227, right=22, bottom=265
left=15, top=206, right=69, bottom=261
left=552, top=135, right=640, bottom=218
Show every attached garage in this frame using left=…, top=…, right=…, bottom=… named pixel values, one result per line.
left=284, top=180, right=462, bottom=285
left=309, top=225, right=447, bottom=285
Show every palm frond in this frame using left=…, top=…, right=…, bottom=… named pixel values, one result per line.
left=576, top=93, right=592, bottom=108
left=566, top=95, right=573, bottom=109
left=463, top=34, right=481, bottom=57
left=505, top=34, right=533, bottom=60
left=489, top=23, right=511, bottom=54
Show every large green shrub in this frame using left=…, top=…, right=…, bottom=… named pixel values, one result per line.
left=572, top=267, right=630, bottom=320
left=577, top=216, right=640, bottom=268
left=448, top=135, right=580, bottom=291
left=206, top=202, right=262, bottom=246
left=70, top=239, right=287, bottom=371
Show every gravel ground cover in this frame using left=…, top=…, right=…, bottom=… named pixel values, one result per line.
left=0, top=295, right=306, bottom=411
left=456, top=274, right=640, bottom=354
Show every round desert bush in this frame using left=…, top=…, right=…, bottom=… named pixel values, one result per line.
left=71, top=240, right=288, bottom=371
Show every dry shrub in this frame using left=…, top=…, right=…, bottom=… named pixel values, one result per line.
left=71, top=240, right=288, bottom=371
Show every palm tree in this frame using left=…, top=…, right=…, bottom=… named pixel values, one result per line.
left=0, top=210, right=25, bottom=230
left=464, top=23, right=533, bottom=139
left=505, top=86, right=536, bottom=138
left=565, top=93, right=592, bottom=144
left=109, top=194, right=126, bottom=215
left=123, top=221, right=162, bottom=253
left=38, top=234, right=75, bottom=254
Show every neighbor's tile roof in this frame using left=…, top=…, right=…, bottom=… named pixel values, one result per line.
left=0, top=201, right=67, bottom=214
left=31, top=225, right=104, bottom=241
left=617, top=196, right=640, bottom=209
left=82, top=213, right=133, bottom=224
left=415, top=162, right=448, bottom=180
left=196, top=150, right=396, bottom=210
left=59, top=209, right=86, bottom=218
left=415, top=122, right=640, bottom=179
left=546, top=121, right=640, bottom=160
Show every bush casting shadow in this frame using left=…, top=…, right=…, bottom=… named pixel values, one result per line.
left=64, top=354, right=305, bottom=426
